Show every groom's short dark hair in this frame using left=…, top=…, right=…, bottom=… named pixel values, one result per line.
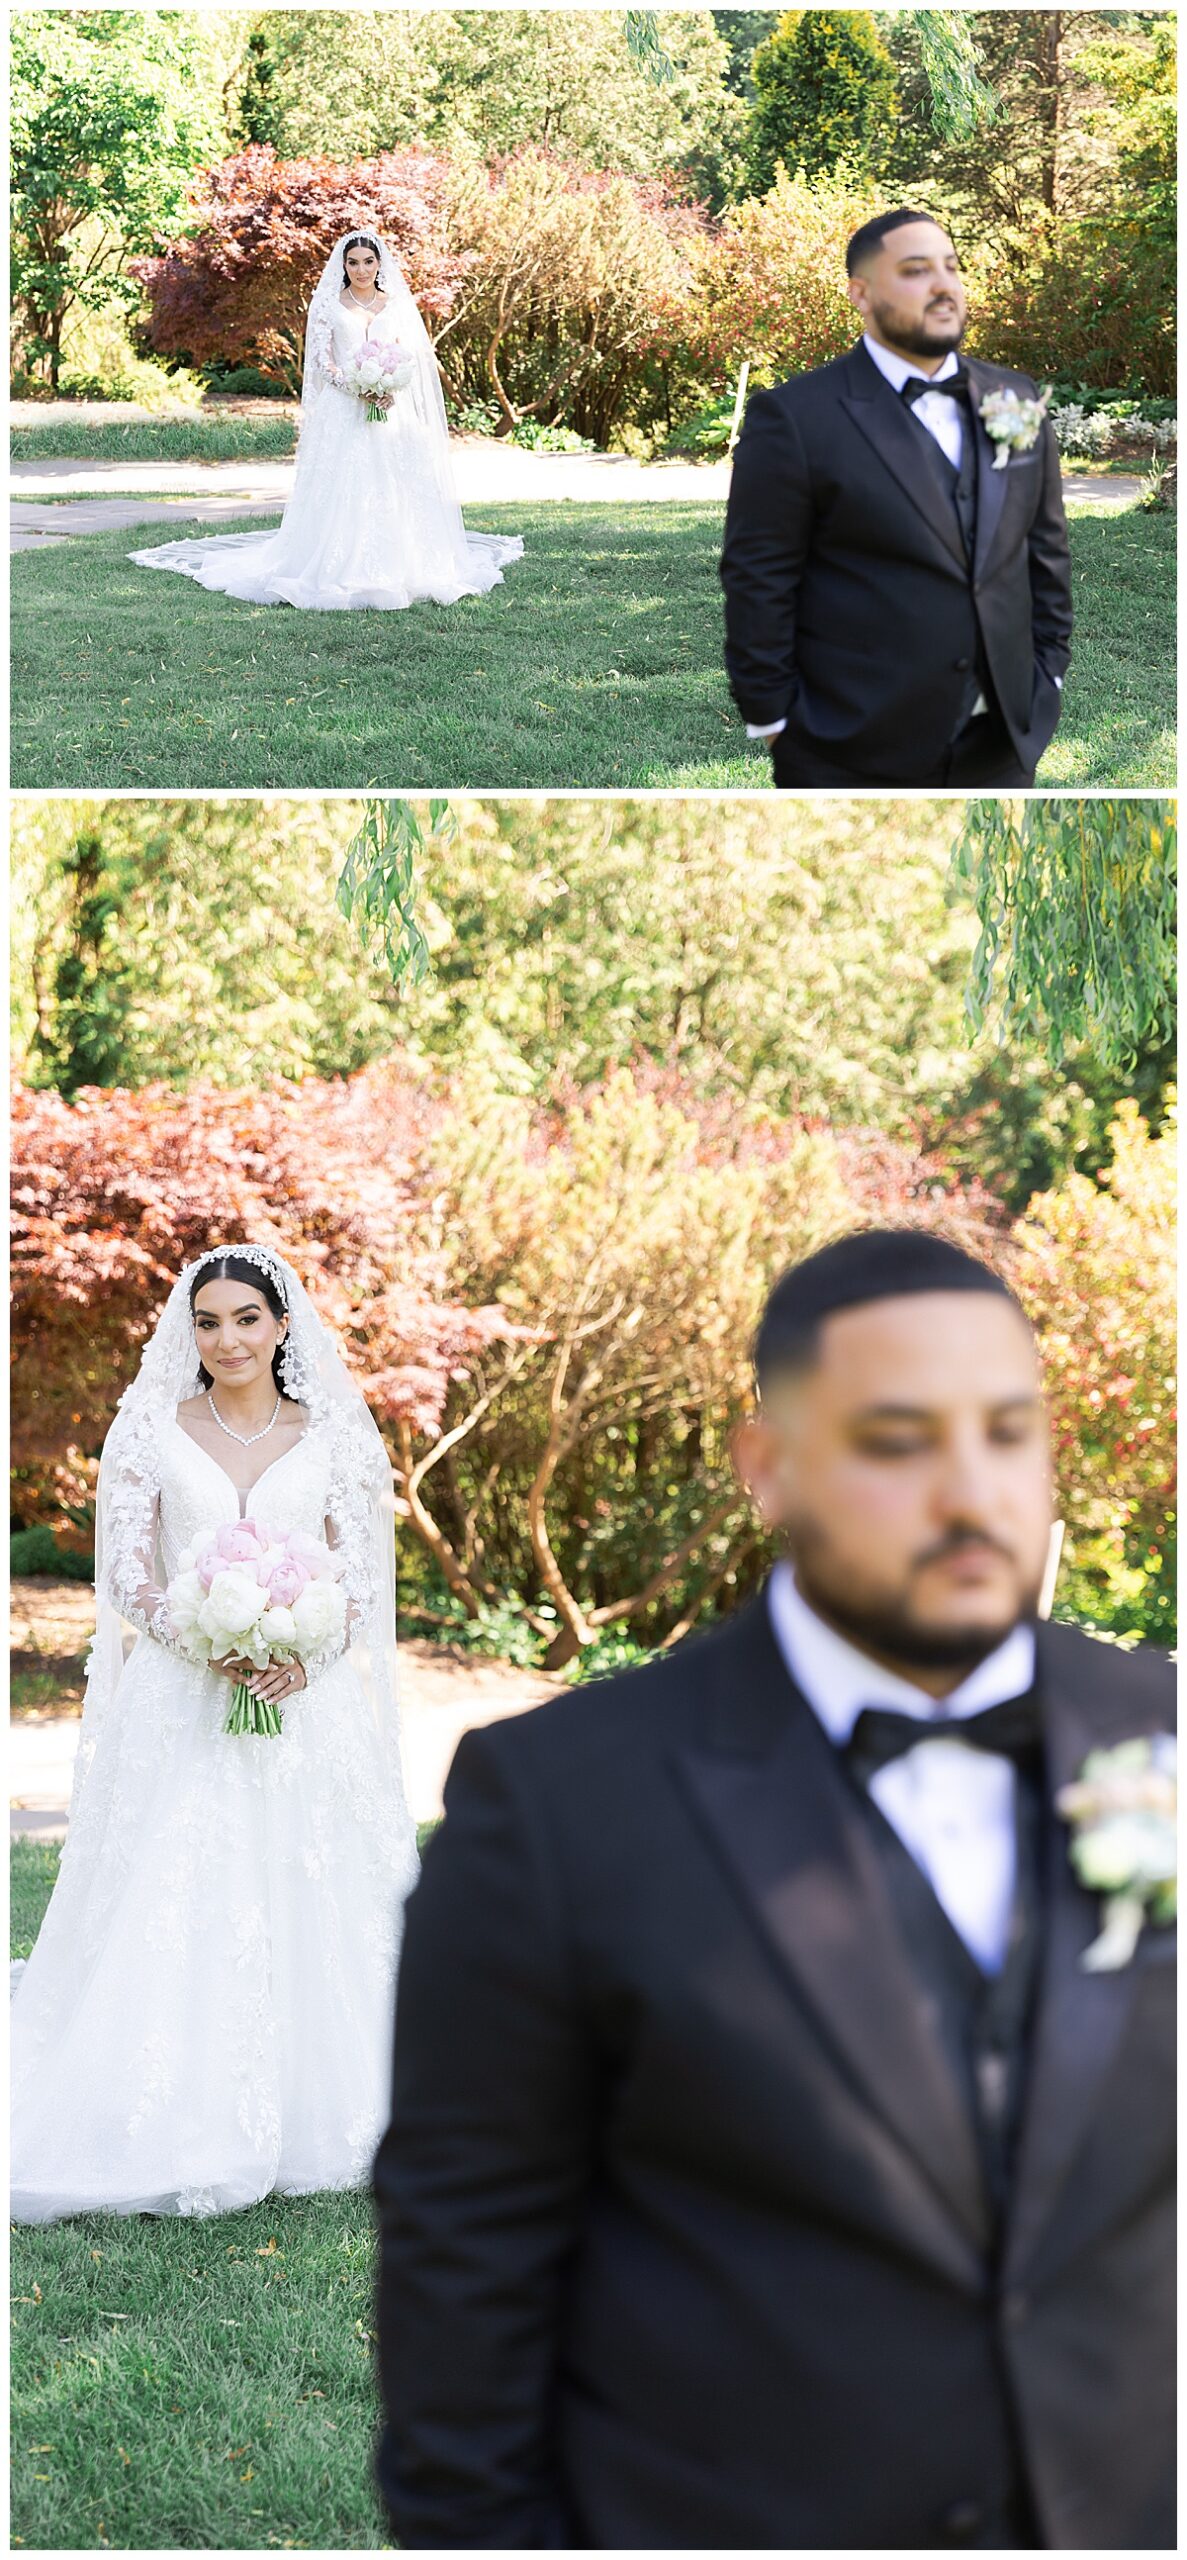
left=754, top=1228, right=1021, bottom=1386
left=845, top=209, right=945, bottom=273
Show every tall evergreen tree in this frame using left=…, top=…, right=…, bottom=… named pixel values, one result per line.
left=744, top=10, right=898, bottom=193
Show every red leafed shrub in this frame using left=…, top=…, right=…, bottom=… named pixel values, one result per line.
left=134, top=144, right=468, bottom=393
left=10, top=1065, right=510, bottom=1524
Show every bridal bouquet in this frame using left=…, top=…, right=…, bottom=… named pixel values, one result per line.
left=164, top=1520, right=347, bottom=1736
left=344, top=339, right=415, bottom=422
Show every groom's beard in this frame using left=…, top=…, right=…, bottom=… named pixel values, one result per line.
left=866, top=295, right=966, bottom=364
left=780, top=1515, right=1041, bottom=1677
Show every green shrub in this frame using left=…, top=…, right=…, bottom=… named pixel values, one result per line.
left=509, top=418, right=597, bottom=454
left=398, top=1587, right=547, bottom=1668
left=563, top=1628, right=654, bottom=1683
left=199, top=363, right=293, bottom=399
left=972, top=212, right=1175, bottom=398
left=451, top=397, right=503, bottom=437
left=661, top=394, right=738, bottom=459
left=10, top=1525, right=94, bottom=1581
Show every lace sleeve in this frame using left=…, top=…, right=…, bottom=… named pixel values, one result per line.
left=310, top=305, right=347, bottom=391
left=308, top=1413, right=385, bottom=1673
left=100, top=1439, right=184, bottom=1654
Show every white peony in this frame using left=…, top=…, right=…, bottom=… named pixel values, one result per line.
left=291, top=1579, right=348, bottom=1655
left=199, top=1566, right=270, bottom=1646
left=166, top=1567, right=207, bottom=1641
left=357, top=362, right=381, bottom=388
left=259, top=1604, right=298, bottom=1650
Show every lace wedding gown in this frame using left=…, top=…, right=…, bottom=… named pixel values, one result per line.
left=10, top=1412, right=419, bottom=2223
left=129, top=297, right=523, bottom=611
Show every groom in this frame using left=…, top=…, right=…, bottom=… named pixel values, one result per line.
left=720, top=211, right=1074, bottom=786
left=373, top=1229, right=1174, bottom=2549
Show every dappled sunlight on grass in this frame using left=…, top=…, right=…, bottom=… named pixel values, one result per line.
left=11, top=501, right=1172, bottom=791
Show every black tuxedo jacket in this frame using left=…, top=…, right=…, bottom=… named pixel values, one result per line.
left=720, top=343, right=1074, bottom=781
left=374, top=1602, right=1174, bottom=2550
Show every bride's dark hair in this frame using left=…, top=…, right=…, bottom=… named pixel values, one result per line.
left=342, top=232, right=382, bottom=289
left=189, top=1251, right=289, bottom=1393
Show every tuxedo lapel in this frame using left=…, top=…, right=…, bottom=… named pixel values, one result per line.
left=1002, top=1629, right=1160, bottom=2286
left=966, top=361, right=1010, bottom=580
left=837, top=343, right=968, bottom=574
left=674, top=1599, right=990, bottom=2264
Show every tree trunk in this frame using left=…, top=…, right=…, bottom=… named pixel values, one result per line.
left=1034, top=11, right=1062, bottom=218
left=395, top=1422, right=482, bottom=1614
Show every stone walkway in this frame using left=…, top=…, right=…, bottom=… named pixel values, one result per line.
left=10, top=1579, right=559, bottom=1839
left=9, top=443, right=1141, bottom=550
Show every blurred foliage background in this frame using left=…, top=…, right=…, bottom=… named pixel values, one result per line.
left=11, top=795, right=1176, bottom=1656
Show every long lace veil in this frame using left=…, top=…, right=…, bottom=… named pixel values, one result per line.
left=82, top=1243, right=400, bottom=1804
left=301, top=226, right=469, bottom=530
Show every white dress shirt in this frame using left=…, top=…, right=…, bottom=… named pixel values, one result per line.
left=767, top=1560, right=1036, bottom=1974
left=859, top=331, right=964, bottom=465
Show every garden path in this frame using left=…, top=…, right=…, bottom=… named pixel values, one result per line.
left=10, top=1577, right=559, bottom=1839
left=10, top=440, right=733, bottom=548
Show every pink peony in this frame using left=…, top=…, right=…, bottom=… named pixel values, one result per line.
left=285, top=1530, right=343, bottom=1579
left=197, top=1518, right=268, bottom=1587
left=264, top=1559, right=310, bottom=1608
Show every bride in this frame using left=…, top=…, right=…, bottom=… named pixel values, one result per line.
left=129, top=228, right=523, bottom=611
left=11, top=1245, right=419, bottom=2222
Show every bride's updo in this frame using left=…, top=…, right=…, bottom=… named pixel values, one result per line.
left=342, top=231, right=383, bottom=290
left=189, top=1249, right=290, bottom=1392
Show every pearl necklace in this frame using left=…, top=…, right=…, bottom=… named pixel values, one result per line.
left=348, top=286, right=381, bottom=308
left=208, top=1391, right=281, bottom=1448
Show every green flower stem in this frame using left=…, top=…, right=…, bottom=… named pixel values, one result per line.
left=223, top=1677, right=283, bottom=1739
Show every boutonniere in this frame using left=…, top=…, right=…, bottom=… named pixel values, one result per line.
left=1056, top=1736, right=1177, bottom=1971
left=978, top=384, right=1052, bottom=470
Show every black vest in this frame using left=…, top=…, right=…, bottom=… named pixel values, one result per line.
left=850, top=1756, right=1047, bottom=2546
left=850, top=1752, right=1047, bottom=2235
left=904, top=402, right=994, bottom=733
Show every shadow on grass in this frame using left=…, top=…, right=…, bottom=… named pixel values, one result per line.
left=11, top=499, right=1174, bottom=791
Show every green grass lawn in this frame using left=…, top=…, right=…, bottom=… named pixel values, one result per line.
left=1038, top=503, right=1176, bottom=786
left=13, top=416, right=299, bottom=464
left=11, top=1833, right=435, bottom=2550
left=13, top=498, right=1172, bottom=791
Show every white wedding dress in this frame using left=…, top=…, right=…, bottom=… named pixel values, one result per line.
left=11, top=1406, right=419, bottom=2223
left=129, top=234, right=523, bottom=613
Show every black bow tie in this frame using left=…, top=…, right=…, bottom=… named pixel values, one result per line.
left=847, top=1691, right=1041, bottom=1788
left=901, top=369, right=971, bottom=409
